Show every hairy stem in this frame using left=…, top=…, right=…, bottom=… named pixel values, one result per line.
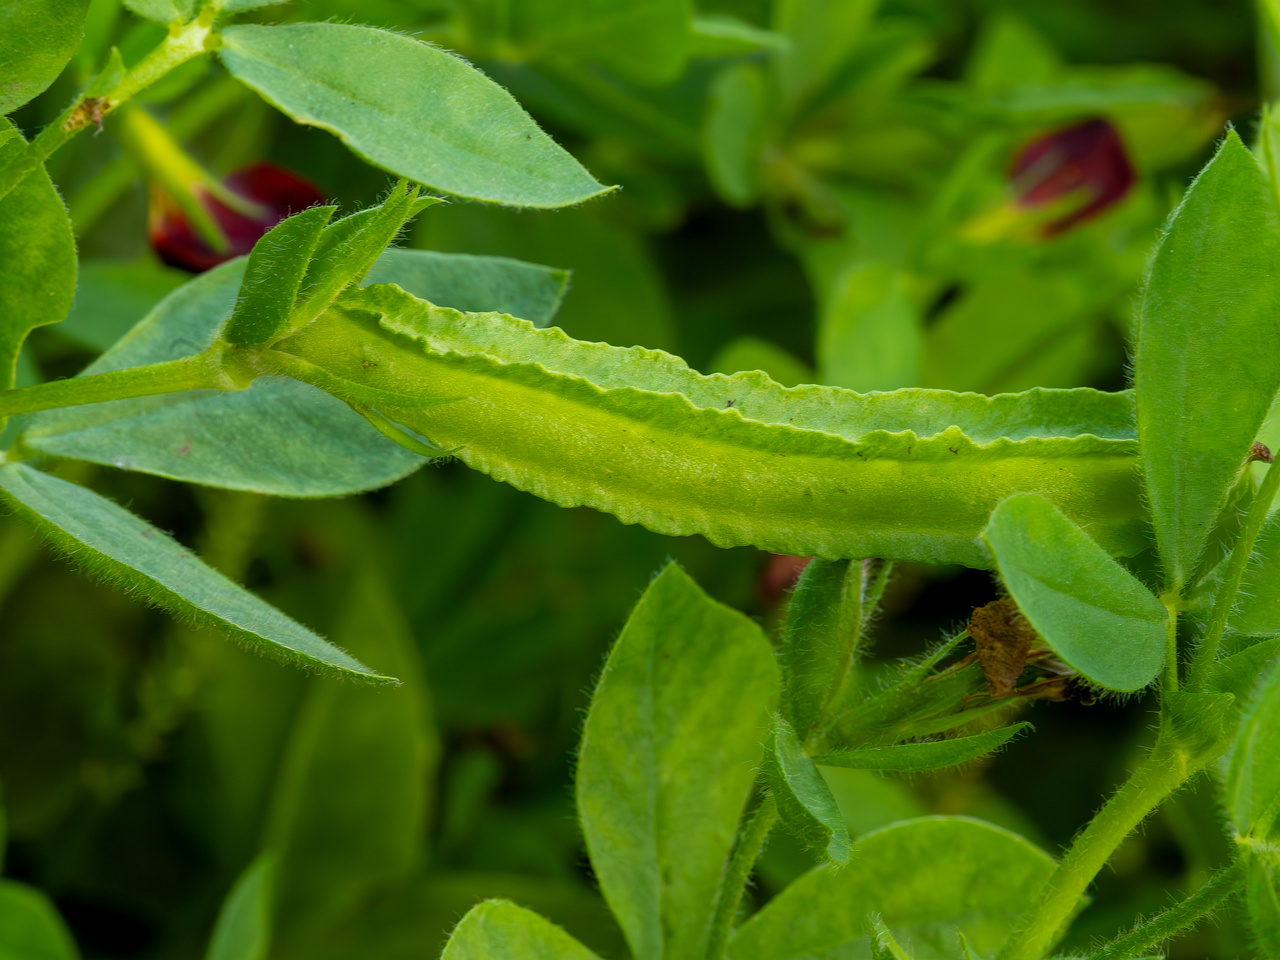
left=1162, top=598, right=1180, bottom=693
left=0, top=352, right=231, bottom=427
left=1, top=12, right=215, bottom=202
left=995, top=734, right=1199, bottom=960
left=705, top=794, right=779, bottom=960
left=1085, top=858, right=1245, bottom=960
left=1189, top=457, right=1280, bottom=688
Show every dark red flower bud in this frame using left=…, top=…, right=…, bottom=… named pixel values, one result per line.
left=149, top=162, right=326, bottom=273
left=1009, top=118, right=1135, bottom=236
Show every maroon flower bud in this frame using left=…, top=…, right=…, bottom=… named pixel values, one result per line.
left=1009, top=118, right=1135, bottom=236
left=149, top=162, right=326, bottom=273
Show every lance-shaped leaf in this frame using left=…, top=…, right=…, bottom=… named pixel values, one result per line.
left=124, top=0, right=196, bottom=22
left=779, top=558, right=861, bottom=738
left=1224, top=658, right=1280, bottom=841
left=1133, top=131, right=1280, bottom=591
left=0, top=462, right=390, bottom=682
left=576, top=564, right=778, bottom=960
left=0, top=879, right=80, bottom=960
left=0, top=0, right=89, bottom=115
left=1226, top=512, right=1280, bottom=637
left=0, top=121, right=76, bottom=393
left=813, top=723, right=1032, bottom=773
left=219, top=23, right=615, bottom=208
left=272, top=282, right=1147, bottom=567
left=441, top=900, right=602, bottom=960
left=983, top=493, right=1165, bottom=692
left=222, top=204, right=335, bottom=346
left=728, top=817, right=1063, bottom=959
left=206, top=856, right=274, bottom=960
left=1245, top=845, right=1280, bottom=959
left=765, top=717, right=851, bottom=863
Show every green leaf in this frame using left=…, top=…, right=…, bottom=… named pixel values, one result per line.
left=1224, top=658, right=1280, bottom=840
left=60, top=258, right=188, bottom=352
left=265, top=567, right=436, bottom=926
left=703, top=61, right=768, bottom=207
left=284, top=184, right=430, bottom=338
left=206, top=856, right=274, bottom=960
left=983, top=493, right=1166, bottom=692
left=211, top=0, right=288, bottom=13
left=1207, top=638, right=1280, bottom=703
left=277, top=282, right=1147, bottom=567
left=123, top=0, right=195, bottom=23
left=819, top=261, right=920, bottom=393
left=1134, top=130, right=1280, bottom=591
left=364, top=248, right=569, bottom=327
left=691, top=14, right=788, bottom=56
left=219, top=23, right=615, bottom=208
left=463, top=0, right=691, bottom=86
left=706, top=335, right=813, bottom=388
left=0, top=0, right=89, bottom=115
left=576, top=563, right=779, bottom=960
left=814, top=723, right=1032, bottom=772
left=1245, top=845, right=1280, bottom=959
left=728, top=817, right=1062, bottom=959
left=0, top=122, right=76, bottom=392
left=0, top=880, right=80, bottom=960
left=778, top=558, right=860, bottom=738
left=441, top=900, right=602, bottom=960
left=222, top=204, right=336, bottom=346
left=0, top=462, right=390, bottom=682
left=765, top=717, right=851, bottom=863
left=1228, top=513, right=1280, bottom=637
left=773, top=0, right=879, bottom=108
left=18, top=260, right=427, bottom=497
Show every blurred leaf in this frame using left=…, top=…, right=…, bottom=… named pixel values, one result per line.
left=813, top=723, right=1032, bottom=772
left=365, top=248, right=569, bottom=326
left=706, top=335, right=812, bottom=387
left=123, top=0, right=195, bottom=22
left=576, top=563, right=779, bottom=960
left=983, top=493, right=1165, bottom=691
left=59, top=259, right=188, bottom=352
left=818, top=262, right=920, bottom=392
left=965, top=13, right=1060, bottom=91
left=778, top=558, right=859, bottom=738
left=728, top=817, right=1062, bottom=959
left=19, top=260, right=427, bottom=497
left=0, top=0, right=89, bottom=115
left=690, top=14, right=787, bottom=56
left=0, top=880, right=80, bottom=960
left=206, top=855, right=275, bottom=960
left=1134, top=131, right=1280, bottom=591
left=462, top=0, right=691, bottom=86
left=704, top=61, right=768, bottom=207
left=921, top=272, right=1101, bottom=394
left=0, top=122, right=76, bottom=393
left=772, top=0, right=879, bottom=109
left=223, top=205, right=336, bottom=346
left=765, top=717, right=851, bottom=863
left=0, top=462, right=390, bottom=681
left=213, top=0, right=289, bottom=12
left=219, top=23, right=615, bottom=208
left=266, top=566, right=436, bottom=930
left=441, top=900, right=601, bottom=960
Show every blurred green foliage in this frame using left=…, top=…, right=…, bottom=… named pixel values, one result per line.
left=0, top=0, right=1265, bottom=957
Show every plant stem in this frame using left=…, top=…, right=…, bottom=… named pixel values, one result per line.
left=1162, top=598, right=1180, bottom=693
left=1, top=12, right=215, bottom=202
left=0, top=353, right=230, bottom=425
left=994, top=734, right=1199, bottom=960
left=1188, top=457, right=1280, bottom=689
left=1085, top=858, right=1245, bottom=960
left=705, top=794, right=779, bottom=960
